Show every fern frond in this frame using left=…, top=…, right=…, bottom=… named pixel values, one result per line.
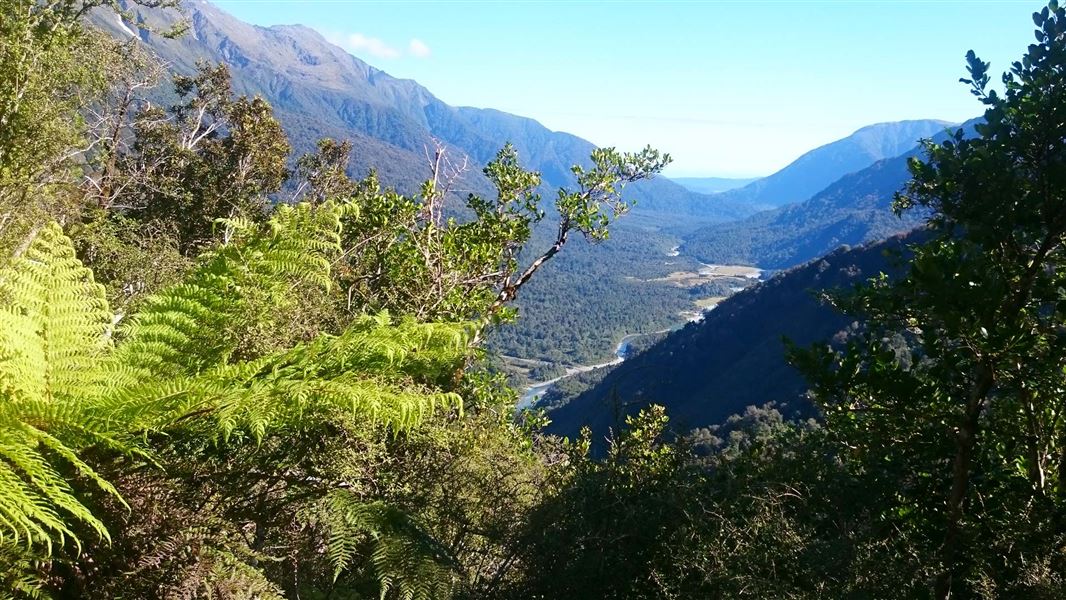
left=322, top=491, right=458, bottom=600
left=0, top=209, right=472, bottom=560
left=106, top=205, right=469, bottom=444
left=112, top=202, right=343, bottom=378
left=125, top=518, right=285, bottom=600
left=199, top=545, right=286, bottom=600
left=0, top=540, right=48, bottom=600
left=0, top=224, right=119, bottom=552
left=172, top=314, right=470, bottom=442
left=205, top=374, right=461, bottom=443
left=308, top=313, right=470, bottom=384
left=0, top=223, right=111, bottom=403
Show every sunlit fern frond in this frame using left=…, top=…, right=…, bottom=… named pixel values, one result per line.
left=98, top=203, right=469, bottom=442
left=0, top=208, right=344, bottom=553
left=0, top=223, right=111, bottom=404
left=312, top=313, right=470, bottom=383
left=182, top=314, right=469, bottom=442
left=203, top=372, right=462, bottom=443
left=0, top=207, right=472, bottom=561
left=112, top=202, right=343, bottom=378
left=323, top=491, right=458, bottom=600
left=0, top=224, right=120, bottom=551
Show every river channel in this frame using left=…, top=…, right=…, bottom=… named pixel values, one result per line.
left=515, top=261, right=764, bottom=411
left=516, top=330, right=664, bottom=410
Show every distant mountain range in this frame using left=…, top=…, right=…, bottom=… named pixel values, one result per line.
left=671, top=176, right=760, bottom=194
left=713, top=120, right=956, bottom=211
left=91, top=0, right=973, bottom=415
left=682, top=119, right=981, bottom=269
left=93, top=2, right=960, bottom=230
left=544, top=231, right=923, bottom=443
left=93, top=0, right=752, bottom=221
left=541, top=122, right=984, bottom=438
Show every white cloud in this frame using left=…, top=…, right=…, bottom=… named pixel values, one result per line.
left=345, top=33, right=401, bottom=59
left=408, top=38, right=432, bottom=58
left=319, top=29, right=431, bottom=61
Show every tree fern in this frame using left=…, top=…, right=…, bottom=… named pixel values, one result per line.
left=0, top=202, right=471, bottom=560
left=323, top=490, right=458, bottom=600
left=0, top=224, right=111, bottom=403
left=111, top=202, right=345, bottom=378
left=0, top=223, right=123, bottom=551
left=168, top=314, right=467, bottom=444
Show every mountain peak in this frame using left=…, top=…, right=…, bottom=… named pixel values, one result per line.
left=93, top=0, right=742, bottom=219
left=850, top=118, right=955, bottom=136
left=715, top=118, right=959, bottom=210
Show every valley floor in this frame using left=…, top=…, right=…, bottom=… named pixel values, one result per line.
left=509, top=260, right=764, bottom=408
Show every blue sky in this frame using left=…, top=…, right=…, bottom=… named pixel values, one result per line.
left=213, top=0, right=1038, bottom=177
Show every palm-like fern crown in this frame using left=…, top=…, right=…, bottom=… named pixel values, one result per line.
left=0, top=202, right=469, bottom=555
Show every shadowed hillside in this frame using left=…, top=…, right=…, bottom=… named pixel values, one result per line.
left=712, top=119, right=955, bottom=211
left=544, top=230, right=924, bottom=442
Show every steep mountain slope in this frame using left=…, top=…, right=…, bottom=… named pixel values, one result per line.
left=543, top=231, right=923, bottom=442
left=683, top=119, right=981, bottom=269
left=714, top=120, right=955, bottom=211
left=93, top=0, right=750, bottom=220
left=683, top=156, right=919, bottom=269
left=86, top=0, right=755, bottom=370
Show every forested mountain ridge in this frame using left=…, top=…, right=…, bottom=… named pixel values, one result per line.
left=89, top=0, right=765, bottom=372
left=682, top=118, right=982, bottom=269
left=543, top=231, right=922, bottom=441
left=93, top=0, right=752, bottom=221
left=713, top=119, right=955, bottom=211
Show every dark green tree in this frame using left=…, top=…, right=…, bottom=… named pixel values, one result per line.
left=334, top=142, right=669, bottom=336
left=115, top=63, right=292, bottom=255
left=293, top=138, right=360, bottom=205
left=794, top=3, right=1066, bottom=596
left=509, top=406, right=701, bottom=599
